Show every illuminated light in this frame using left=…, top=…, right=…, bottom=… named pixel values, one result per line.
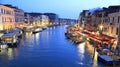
left=114, top=40, right=117, bottom=45
left=87, top=38, right=89, bottom=40
left=77, top=42, right=85, bottom=60
left=96, top=31, right=100, bottom=35
left=92, top=51, right=98, bottom=67
left=78, top=42, right=85, bottom=54
left=99, top=24, right=103, bottom=30
left=35, top=33, right=39, bottom=40
left=92, top=32, right=95, bottom=35
left=77, top=62, right=84, bottom=65
left=7, top=48, right=13, bottom=60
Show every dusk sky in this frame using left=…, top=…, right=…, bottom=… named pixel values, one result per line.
left=0, top=0, right=120, bottom=19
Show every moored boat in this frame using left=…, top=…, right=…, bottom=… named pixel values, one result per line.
left=42, top=26, right=47, bottom=30
left=98, top=55, right=119, bottom=65
left=2, top=33, right=18, bottom=45
left=32, top=28, right=42, bottom=33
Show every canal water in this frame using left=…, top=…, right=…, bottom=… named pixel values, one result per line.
left=0, top=25, right=110, bottom=67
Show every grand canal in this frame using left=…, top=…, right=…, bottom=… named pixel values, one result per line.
left=0, top=25, right=110, bottom=67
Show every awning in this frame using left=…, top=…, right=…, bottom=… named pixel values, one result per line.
left=0, top=34, right=3, bottom=37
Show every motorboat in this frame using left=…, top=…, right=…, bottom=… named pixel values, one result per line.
left=98, top=54, right=119, bottom=65
left=32, top=28, right=42, bottom=33
left=42, top=26, right=47, bottom=30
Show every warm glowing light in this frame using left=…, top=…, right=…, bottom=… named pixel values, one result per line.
left=96, top=31, right=100, bottom=35
left=87, top=38, right=89, bottom=40
left=78, top=42, right=85, bottom=54
left=35, top=33, right=39, bottom=40
left=99, top=24, right=103, bottom=30
left=92, top=32, right=95, bottom=35
left=7, top=48, right=13, bottom=60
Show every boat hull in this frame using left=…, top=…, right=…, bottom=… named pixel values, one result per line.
left=98, top=55, right=119, bottom=65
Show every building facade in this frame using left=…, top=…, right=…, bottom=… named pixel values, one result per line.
left=14, top=8, right=25, bottom=28
left=78, top=10, right=89, bottom=27
left=107, top=12, right=120, bottom=37
left=24, top=13, right=49, bottom=27
left=44, top=13, right=59, bottom=26
left=0, top=4, right=15, bottom=32
left=4, top=4, right=25, bottom=29
left=40, top=15, right=49, bottom=26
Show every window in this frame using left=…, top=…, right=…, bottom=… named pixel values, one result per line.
left=1, top=8, right=3, bottom=14
left=118, top=16, right=120, bottom=23
left=2, top=17, right=4, bottom=23
left=112, top=17, right=114, bottom=23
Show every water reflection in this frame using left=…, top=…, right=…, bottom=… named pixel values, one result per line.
left=24, top=32, right=34, bottom=47
left=0, top=26, right=108, bottom=67
left=25, top=32, right=32, bottom=38
left=92, top=51, right=98, bottom=67
left=78, top=42, right=85, bottom=54
left=77, top=42, right=85, bottom=62
left=7, top=48, right=13, bottom=60
left=35, top=33, right=39, bottom=40
left=85, top=41, right=99, bottom=67
left=0, top=49, right=7, bottom=55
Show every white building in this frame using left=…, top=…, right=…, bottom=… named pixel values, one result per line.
left=41, top=15, right=49, bottom=26
left=0, top=4, right=15, bottom=32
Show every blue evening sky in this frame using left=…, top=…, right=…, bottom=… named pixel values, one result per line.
left=0, top=0, right=120, bottom=19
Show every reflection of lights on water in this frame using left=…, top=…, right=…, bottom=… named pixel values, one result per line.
left=7, top=48, right=13, bottom=60
left=7, top=48, right=18, bottom=60
left=25, top=32, right=34, bottom=43
left=50, top=27, right=52, bottom=30
left=86, top=42, right=94, bottom=55
left=92, top=51, right=98, bottom=67
left=25, top=32, right=32, bottom=38
left=53, top=26, right=55, bottom=29
left=77, top=42, right=85, bottom=60
left=35, top=33, right=39, bottom=40
left=86, top=42, right=98, bottom=67
left=0, top=49, right=7, bottom=54
left=77, top=62, right=84, bottom=65
left=78, top=42, right=85, bottom=54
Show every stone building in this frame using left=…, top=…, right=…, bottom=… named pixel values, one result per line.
left=0, top=4, right=15, bottom=32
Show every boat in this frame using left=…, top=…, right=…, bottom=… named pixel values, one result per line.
left=98, top=55, right=119, bottom=65
left=11, top=28, right=22, bottom=38
left=74, top=40, right=84, bottom=44
left=0, top=41, right=7, bottom=49
left=2, top=33, right=18, bottom=45
left=23, top=26, right=33, bottom=32
left=32, top=28, right=42, bottom=33
left=42, top=26, right=47, bottom=30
